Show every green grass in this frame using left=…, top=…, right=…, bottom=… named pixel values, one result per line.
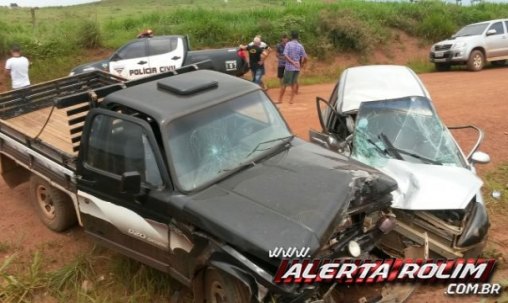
left=483, top=163, right=508, bottom=209
left=0, top=246, right=182, bottom=303
left=2, top=0, right=508, bottom=83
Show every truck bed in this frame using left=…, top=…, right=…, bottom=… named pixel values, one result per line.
left=0, top=71, right=125, bottom=169
left=1, top=105, right=81, bottom=156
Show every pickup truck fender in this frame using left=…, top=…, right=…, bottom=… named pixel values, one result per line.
left=0, top=153, right=29, bottom=188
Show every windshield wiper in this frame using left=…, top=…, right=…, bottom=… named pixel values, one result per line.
left=378, top=133, right=442, bottom=165
left=378, top=133, right=403, bottom=160
left=355, top=128, right=388, bottom=156
left=245, top=135, right=294, bottom=158
left=218, top=161, right=255, bottom=174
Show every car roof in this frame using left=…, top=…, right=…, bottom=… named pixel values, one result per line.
left=469, top=19, right=507, bottom=26
left=337, top=65, right=430, bottom=113
left=102, top=70, right=260, bottom=125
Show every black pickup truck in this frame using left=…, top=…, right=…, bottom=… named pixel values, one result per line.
left=0, top=63, right=396, bottom=302
left=70, top=35, right=249, bottom=80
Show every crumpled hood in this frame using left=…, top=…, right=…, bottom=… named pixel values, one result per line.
left=378, top=159, right=482, bottom=210
left=181, top=139, right=395, bottom=262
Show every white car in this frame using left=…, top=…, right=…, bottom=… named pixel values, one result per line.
left=310, top=65, right=491, bottom=258
left=430, top=19, right=508, bottom=71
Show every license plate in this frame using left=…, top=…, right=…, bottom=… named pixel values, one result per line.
left=434, top=58, right=446, bottom=62
left=434, top=51, right=444, bottom=58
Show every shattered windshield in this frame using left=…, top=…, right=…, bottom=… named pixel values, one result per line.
left=352, top=96, right=465, bottom=168
left=166, top=91, right=292, bottom=191
left=453, top=23, right=488, bottom=37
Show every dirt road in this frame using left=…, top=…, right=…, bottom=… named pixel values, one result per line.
left=1, top=67, right=507, bottom=301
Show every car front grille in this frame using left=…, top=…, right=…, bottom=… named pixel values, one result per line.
left=435, top=44, right=452, bottom=51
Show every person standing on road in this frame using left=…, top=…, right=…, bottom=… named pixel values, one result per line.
left=278, top=31, right=307, bottom=104
left=275, top=34, right=289, bottom=87
left=240, top=36, right=270, bottom=89
left=4, top=45, right=30, bottom=90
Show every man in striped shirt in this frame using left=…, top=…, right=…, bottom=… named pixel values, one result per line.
left=277, top=31, right=307, bottom=104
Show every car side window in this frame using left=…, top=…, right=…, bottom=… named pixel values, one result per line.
left=116, top=41, right=147, bottom=60
left=488, top=22, right=504, bottom=35
left=86, top=115, right=163, bottom=188
left=505, top=21, right=508, bottom=34
left=149, top=38, right=178, bottom=56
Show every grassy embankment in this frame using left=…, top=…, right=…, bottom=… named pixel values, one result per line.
left=2, top=0, right=508, bottom=85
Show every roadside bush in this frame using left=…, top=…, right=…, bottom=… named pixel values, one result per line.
left=318, top=10, right=376, bottom=55
left=417, top=14, right=456, bottom=41
left=77, top=20, right=102, bottom=49
left=0, top=32, right=8, bottom=58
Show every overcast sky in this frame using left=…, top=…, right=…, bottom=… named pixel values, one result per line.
left=0, top=0, right=506, bottom=8
left=0, top=0, right=99, bottom=7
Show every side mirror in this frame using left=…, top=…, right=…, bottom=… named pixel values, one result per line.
left=120, top=171, right=141, bottom=194
left=486, top=29, right=497, bottom=36
left=471, top=151, right=490, bottom=164
left=110, top=53, right=121, bottom=61
left=327, top=135, right=339, bottom=150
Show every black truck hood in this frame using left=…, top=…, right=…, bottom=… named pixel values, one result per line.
left=180, top=139, right=396, bottom=262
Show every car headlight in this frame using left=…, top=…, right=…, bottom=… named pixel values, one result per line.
left=69, top=71, right=75, bottom=76
left=452, top=42, right=467, bottom=49
left=456, top=202, right=489, bottom=247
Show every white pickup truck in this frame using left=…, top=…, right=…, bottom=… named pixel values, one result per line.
left=430, top=19, right=508, bottom=71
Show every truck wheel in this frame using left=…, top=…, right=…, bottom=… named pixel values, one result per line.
left=467, top=50, right=484, bottom=71
left=30, top=175, right=77, bottom=232
left=204, top=268, right=250, bottom=303
left=434, top=63, right=451, bottom=71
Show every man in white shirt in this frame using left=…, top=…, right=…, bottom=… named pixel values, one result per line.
left=5, top=45, right=30, bottom=90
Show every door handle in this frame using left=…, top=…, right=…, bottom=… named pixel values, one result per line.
left=137, top=60, right=147, bottom=65
left=171, top=56, right=181, bottom=60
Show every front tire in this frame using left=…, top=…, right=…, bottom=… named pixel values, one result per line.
left=30, top=175, right=77, bottom=232
left=467, top=50, right=484, bottom=71
left=434, top=63, right=451, bottom=71
left=204, top=268, right=250, bottom=303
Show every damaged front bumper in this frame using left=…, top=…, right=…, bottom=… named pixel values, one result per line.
left=380, top=201, right=489, bottom=259
left=203, top=210, right=396, bottom=303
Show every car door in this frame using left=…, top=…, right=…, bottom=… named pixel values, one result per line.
left=309, top=83, right=352, bottom=152
left=485, top=21, right=506, bottom=59
left=148, top=37, right=185, bottom=74
left=76, top=109, right=176, bottom=269
left=109, top=39, right=151, bottom=80
left=503, top=21, right=508, bottom=57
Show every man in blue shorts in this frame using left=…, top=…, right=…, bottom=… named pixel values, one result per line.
left=278, top=31, right=307, bottom=104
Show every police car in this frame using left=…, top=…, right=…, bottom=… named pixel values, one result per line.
left=70, top=35, right=249, bottom=79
